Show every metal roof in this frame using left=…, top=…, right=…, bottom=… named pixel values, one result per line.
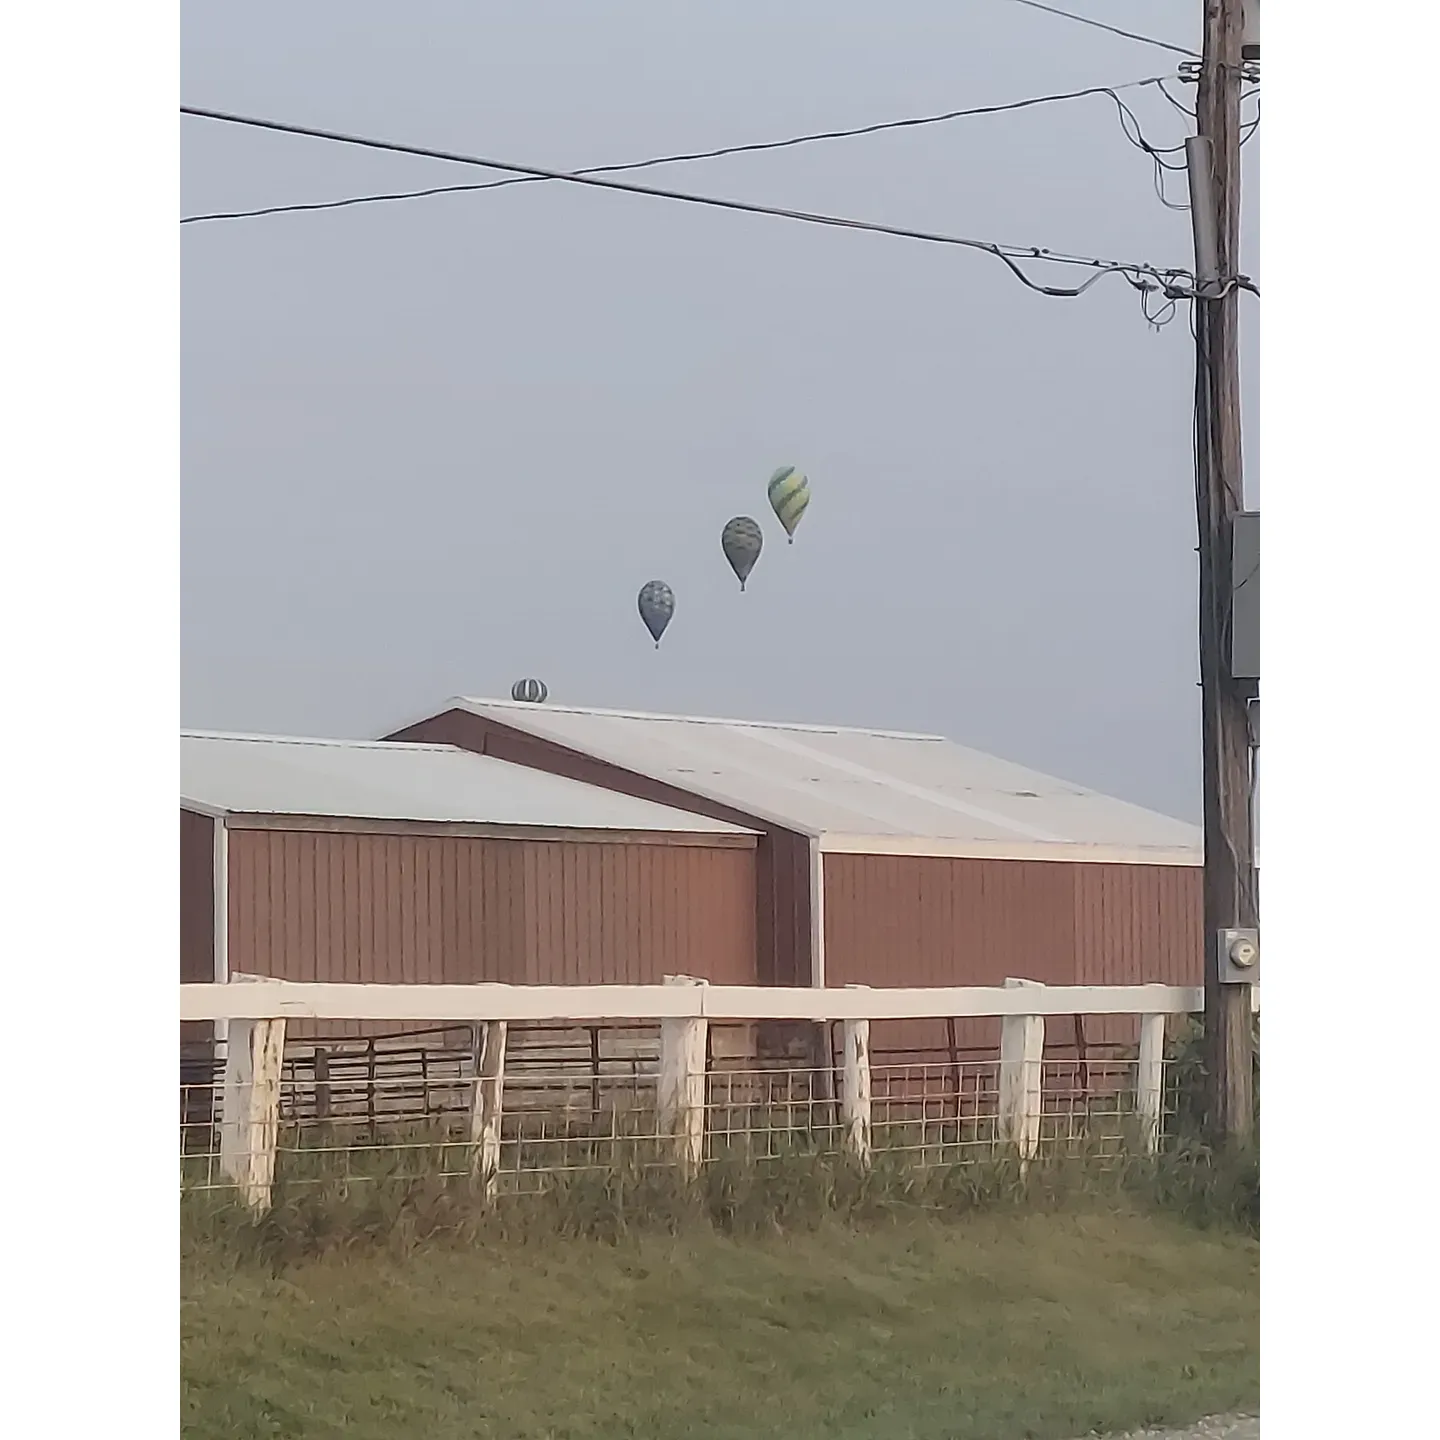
left=436, top=698, right=1202, bottom=865
left=180, top=731, right=751, bottom=835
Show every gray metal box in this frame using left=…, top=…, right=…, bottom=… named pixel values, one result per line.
left=1230, top=511, right=1259, bottom=681
left=1214, top=927, right=1260, bottom=986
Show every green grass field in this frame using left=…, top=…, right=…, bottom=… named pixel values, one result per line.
left=182, top=1210, right=1257, bottom=1440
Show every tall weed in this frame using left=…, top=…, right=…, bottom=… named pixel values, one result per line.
left=184, top=1127, right=1257, bottom=1272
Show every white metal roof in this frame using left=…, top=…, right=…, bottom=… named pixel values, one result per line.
left=180, top=731, right=751, bottom=835
left=433, top=698, right=1202, bottom=865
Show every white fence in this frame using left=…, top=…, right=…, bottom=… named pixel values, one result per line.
left=181, top=977, right=1255, bottom=1212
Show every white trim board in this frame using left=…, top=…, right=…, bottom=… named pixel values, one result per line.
left=817, top=834, right=1203, bottom=866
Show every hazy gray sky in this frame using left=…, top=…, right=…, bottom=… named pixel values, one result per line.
left=181, top=1, right=1258, bottom=822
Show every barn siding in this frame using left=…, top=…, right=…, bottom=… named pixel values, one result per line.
left=181, top=808, right=216, bottom=983
left=224, top=828, right=756, bottom=1039
left=520, top=839, right=756, bottom=985
left=758, top=830, right=811, bottom=987
left=1072, top=862, right=1203, bottom=1046
left=180, top=808, right=216, bottom=1050
left=823, top=854, right=1079, bottom=1060
left=823, top=853, right=1201, bottom=1062
left=389, top=708, right=806, bottom=987
left=823, top=854, right=1079, bottom=988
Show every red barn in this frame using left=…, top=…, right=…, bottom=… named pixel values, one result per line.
left=387, top=698, right=1204, bottom=1062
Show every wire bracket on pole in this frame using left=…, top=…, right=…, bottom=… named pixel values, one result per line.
left=1176, top=60, right=1259, bottom=84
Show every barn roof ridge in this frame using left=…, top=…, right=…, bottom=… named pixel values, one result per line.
left=452, top=696, right=946, bottom=742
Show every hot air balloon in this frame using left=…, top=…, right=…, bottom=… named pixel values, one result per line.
left=767, top=466, right=810, bottom=543
left=721, top=516, right=763, bottom=591
left=511, top=678, right=548, bottom=703
left=637, top=580, right=675, bottom=648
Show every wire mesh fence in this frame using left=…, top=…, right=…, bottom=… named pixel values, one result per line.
left=180, top=1020, right=1181, bottom=1200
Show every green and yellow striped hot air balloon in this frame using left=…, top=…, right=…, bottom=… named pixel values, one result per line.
left=767, top=466, right=810, bottom=543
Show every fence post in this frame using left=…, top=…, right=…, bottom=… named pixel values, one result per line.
left=468, top=1020, right=508, bottom=1198
left=658, top=975, right=708, bottom=1173
left=218, top=1015, right=287, bottom=1212
left=218, top=1020, right=252, bottom=1186
left=840, top=985, right=872, bottom=1169
left=1136, top=1013, right=1167, bottom=1155
left=998, top=978, right=1044, bottom=1162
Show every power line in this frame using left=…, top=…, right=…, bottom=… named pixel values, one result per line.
left=1003, top=0, right=1200, bottom=59
left=180, top=104, right=1205, bottom=300
left=1158, top=75, right=1257, bottom=124
left=182, top=76, right=1172, bottom=227
left=1109, top=92, right=1189, bottom=167
left=1110, top=85, right=1259, bottom=212
left=1106, top=87, right=1193, bottom=212
left=1240, top=99, right=1261, bottom=145
left=1157, top=79, right=1198, bottom=118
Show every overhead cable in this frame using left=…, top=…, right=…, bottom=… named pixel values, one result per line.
left=1003, top=0, right=1200, bottom=59
left=180, top=104, right=1207, bottom=302
left=181, top=76, right=1172, bottom=227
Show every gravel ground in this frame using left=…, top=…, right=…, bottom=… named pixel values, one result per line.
left=1088, top=1417, right=1257, bottom=1440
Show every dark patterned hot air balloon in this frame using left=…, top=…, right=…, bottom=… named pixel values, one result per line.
left=511, top=678, right=548, bottom=703
left=637, top=580, right=675, bottom=648
left=721, top=516, right=764, bottom=591
left=767, top=465, right=810, bottom=543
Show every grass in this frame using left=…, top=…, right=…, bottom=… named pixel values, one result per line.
left=181, top=1146, right=1258, bottom=1439
left=183, top=1212, right=1255, bottom=1440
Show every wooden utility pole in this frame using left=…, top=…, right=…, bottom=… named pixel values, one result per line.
left=1189, top=0, right=1257, bottom=1144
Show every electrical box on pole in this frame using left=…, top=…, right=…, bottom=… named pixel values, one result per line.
left=1242, top=1, right=1259, bottom=62
left=1229, top=510, right=1259, bottom=691
left=1214, top=928, right=1260, bottom=986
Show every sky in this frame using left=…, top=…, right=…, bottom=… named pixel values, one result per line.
left=181, top=1, right=1259, bottom=823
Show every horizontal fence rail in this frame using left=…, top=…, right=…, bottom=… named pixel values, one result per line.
left=180, top=977, right=1256, bottom=1212
left=181, top=979, right=1257, bottom=1023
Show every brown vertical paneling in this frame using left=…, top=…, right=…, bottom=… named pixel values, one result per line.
left=755, top=830, right=810, bottom=988
left=597, top=845, right=619, bottom=982
left=823, top=854, right=1078, bottom=989
left=520, top=841, right=755, bottom=986
left=823, top=853, right=1201, bottom=1061
left=500, top=844, right=527, bottom=983
left=823, top=853, right=1078, bottom=1061
left=754, top=833, right=776, bottom=985
left=439, top=837, right=456, bottom=984
left=520, top=841, right=542, bottom=985
left=1072, top=863, right=1203, bottom=1046
left=389, top=709, right=794, bottom=987
left=395, top=836, right=414, bottom=985
left=227, top=828, right=756, bottom=1001
left=453, top=837, right=470, bottom=985
left=295, top=830, right=317, bottom=982
left=180, top=809, right=216, bottom=1050
left=623, top=841, right=643, bottom=983
left=375, top=835, right=394, bottom=983
left=324, top=827, right=342, bottom=982
left=180, top=809, right=215, bottom=984
left=1072, top=862, right=1203, bottom=988
left=227, top=827, right=255, bottom=978
left=450, top=837, right=467, bottom=984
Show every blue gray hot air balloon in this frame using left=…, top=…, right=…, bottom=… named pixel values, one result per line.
left=637, top=580, right=675, bottom=647
left=721, top=516, right=764, bottom=591
left=511, top=678, right=548, bottom=703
